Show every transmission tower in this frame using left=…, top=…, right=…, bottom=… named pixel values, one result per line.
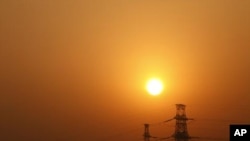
left=173, top=104, right=193, bottom=140
left=143, top=124, right=151, bottom=141
left=142, top=104, right=194, bottom=141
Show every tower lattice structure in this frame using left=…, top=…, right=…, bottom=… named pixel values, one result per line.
left=143, top=124, right=151, bottom=141
left=173, top=104, right=193, bottom=139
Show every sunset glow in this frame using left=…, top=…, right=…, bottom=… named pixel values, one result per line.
left=1, top=1, right=250, bottom=140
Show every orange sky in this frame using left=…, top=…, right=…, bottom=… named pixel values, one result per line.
left=1, top=0, right=250, bottom=141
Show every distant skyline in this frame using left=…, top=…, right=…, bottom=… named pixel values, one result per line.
left=1, top=0, right=250, bottom=141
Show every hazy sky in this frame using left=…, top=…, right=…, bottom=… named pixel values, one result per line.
left=1, top=0, right=250, bottom=141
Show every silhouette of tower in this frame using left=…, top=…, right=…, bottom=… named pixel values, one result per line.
left=143, top=124, right=151, bottom=141
left=173, top=104, right=193, bottom=140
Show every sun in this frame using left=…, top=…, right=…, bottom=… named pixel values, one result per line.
left=146, top=78, right=163, bottom=96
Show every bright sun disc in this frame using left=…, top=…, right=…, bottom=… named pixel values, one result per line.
left=146, top=79, right=163, bottom=96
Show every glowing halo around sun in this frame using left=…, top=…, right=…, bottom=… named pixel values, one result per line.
left=146, top=78, right=164, bottom=96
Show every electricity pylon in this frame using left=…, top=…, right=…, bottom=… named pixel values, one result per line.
left=143, top=124, right=151, bottom=141
left=143, top=104, right=194, bottom=141
left=173, top=104, right=193, bottom=140
left=163, top=104, right=194, bottom=140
